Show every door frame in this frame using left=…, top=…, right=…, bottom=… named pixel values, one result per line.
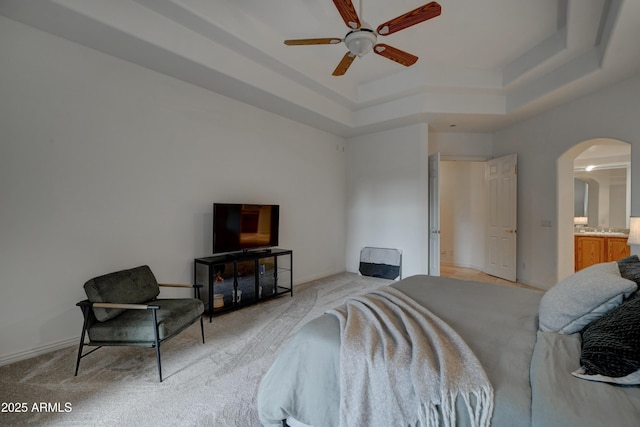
left=429, top=154, right=506, bottom=277
left=428, top=153, right=441, bottom=275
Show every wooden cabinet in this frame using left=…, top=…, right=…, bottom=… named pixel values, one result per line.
left=575, top=235, right=630, bottom=271
left=575, top=235, right=605, bottom=271
left=607, top=237, right=631, bottom=262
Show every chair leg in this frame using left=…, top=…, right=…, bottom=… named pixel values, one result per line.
left=74, top=342, right=85, bottom=376
left=152, top=309, right=162, bottom=382
left=155, top=344, right=162, bottom=382
left=75, top=308, right=90, bottom=376
left=200, top=315, right=205, bottom=344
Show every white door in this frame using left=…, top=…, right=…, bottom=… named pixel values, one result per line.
left=428, top=153, right=440, bottom=276
left=484, top=154, right=517, bottom=281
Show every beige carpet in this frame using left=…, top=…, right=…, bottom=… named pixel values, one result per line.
left=440, top=265, right=538, bottom=290
left=0, top=273, right=392, bottom=426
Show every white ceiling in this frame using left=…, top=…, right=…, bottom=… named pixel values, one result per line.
left=2, top=0, right=640, bottom=136
left=574, top=139, right=631, bottom=170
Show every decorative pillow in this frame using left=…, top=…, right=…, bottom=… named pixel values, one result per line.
left=618, top=255, right=640, bottom=287
left=573, top=294, right=640, bottom=384
left=538, top=261, right=637, bottom=334
left=83, top=265, right=160, bottom=322
left=571, top=366, right=640, bottom=386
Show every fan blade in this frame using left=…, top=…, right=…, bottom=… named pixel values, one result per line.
left=373, top=44, right=418, bottom=67
left=284, top=38, right=342, bottom=46
left=332, top=52, right=356, bottom=76
left=377, top=1, right=441, bottom=35
left=332, top=0, right=361, bottom=29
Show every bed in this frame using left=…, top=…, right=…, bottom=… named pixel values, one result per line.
left=257, top=259, right=640, bottom=427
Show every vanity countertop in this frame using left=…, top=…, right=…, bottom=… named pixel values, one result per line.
left=574, top=231, right=629, bottom=237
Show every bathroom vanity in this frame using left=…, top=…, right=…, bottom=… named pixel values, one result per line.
left=574, top=232, right=630, bottom=271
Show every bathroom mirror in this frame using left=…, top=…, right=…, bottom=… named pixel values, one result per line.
left=573, top=141, right=631, bottom=229
left=574, top=178, right=588, bottom=217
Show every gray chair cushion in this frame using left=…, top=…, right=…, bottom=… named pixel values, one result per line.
left=84, top=265, right=160, bottom=322
left=87, top=298, right=204, bottom=343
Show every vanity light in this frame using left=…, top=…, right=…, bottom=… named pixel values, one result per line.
left=628, top=217, right=640, bottom=245
left=585, top=165, right=595, bottom=172
left=574, top=217, right=588, bottom=226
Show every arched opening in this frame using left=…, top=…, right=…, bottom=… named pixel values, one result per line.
left=557, top=138, right=631, bottom=282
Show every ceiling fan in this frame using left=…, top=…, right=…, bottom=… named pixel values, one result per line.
left=284, top=0, right=441, bottom=76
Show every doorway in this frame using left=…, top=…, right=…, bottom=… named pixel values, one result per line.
left=438, top=159, right=486, bottom=272
left=557, top=138, right=631, bottom=281
left=433, top=154, right=517, bottom=282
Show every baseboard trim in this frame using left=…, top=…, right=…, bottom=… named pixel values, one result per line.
left=1, top=270, right=348, bottom=367
left=0, top=337, right=78, bottom=367
left=441, top=262, right=484, bottom=271
left=294, top=270, right=347, bottom=287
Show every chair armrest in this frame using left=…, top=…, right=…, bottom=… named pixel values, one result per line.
left=92, top=302, right=159, bottom=310
left=158, top=283, right=202, bottom=289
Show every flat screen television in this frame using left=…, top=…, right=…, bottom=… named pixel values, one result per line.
left=212, top=203, right=279, bottom=254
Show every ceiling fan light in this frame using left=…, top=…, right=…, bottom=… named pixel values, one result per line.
left=347, top=39, right=373, bottom=56
left=344, top=29, right=377, bottom=57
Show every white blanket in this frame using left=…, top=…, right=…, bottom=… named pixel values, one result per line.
left=327, top=286, right=494, bottom=427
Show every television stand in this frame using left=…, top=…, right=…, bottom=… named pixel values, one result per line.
left=225, top=248, right=272, bottom=260
left=194, top=248, right=293, bottom=322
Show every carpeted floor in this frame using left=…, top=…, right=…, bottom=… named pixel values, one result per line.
left=0, top=273, right=392, bottom=426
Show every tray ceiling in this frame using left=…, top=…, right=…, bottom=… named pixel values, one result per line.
left=2, top=0, right=640, bottom=136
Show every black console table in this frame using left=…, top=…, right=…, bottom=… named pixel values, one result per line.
left=194, top=249, right=293, bottom=321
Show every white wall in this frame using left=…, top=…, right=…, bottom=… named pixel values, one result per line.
left=0, top=17, right=347, bottom=364
left=346, top=124, right=429, bottom=278
left=429, top=132, right=494, bottom=159
left=346, top=129, right=492, bottom=278
left=440, top=161, right=486, bottom=269
left=494, top=72, right=640, bottom=288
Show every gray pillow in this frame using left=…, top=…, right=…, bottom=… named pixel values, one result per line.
left=538, top=261, right=637, bottom=334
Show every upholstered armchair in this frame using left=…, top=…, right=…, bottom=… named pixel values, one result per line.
left=74, top=265, right=204, bottom=382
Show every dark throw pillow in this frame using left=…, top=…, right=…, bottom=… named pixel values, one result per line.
left=618, top=255, right=640, bottom=287
left=579, top=293, right=640, bottom=379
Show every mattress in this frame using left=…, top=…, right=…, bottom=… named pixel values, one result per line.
left=530, top=331, right=640, bottom=427
left=257, top=275, right=544, bottom=427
